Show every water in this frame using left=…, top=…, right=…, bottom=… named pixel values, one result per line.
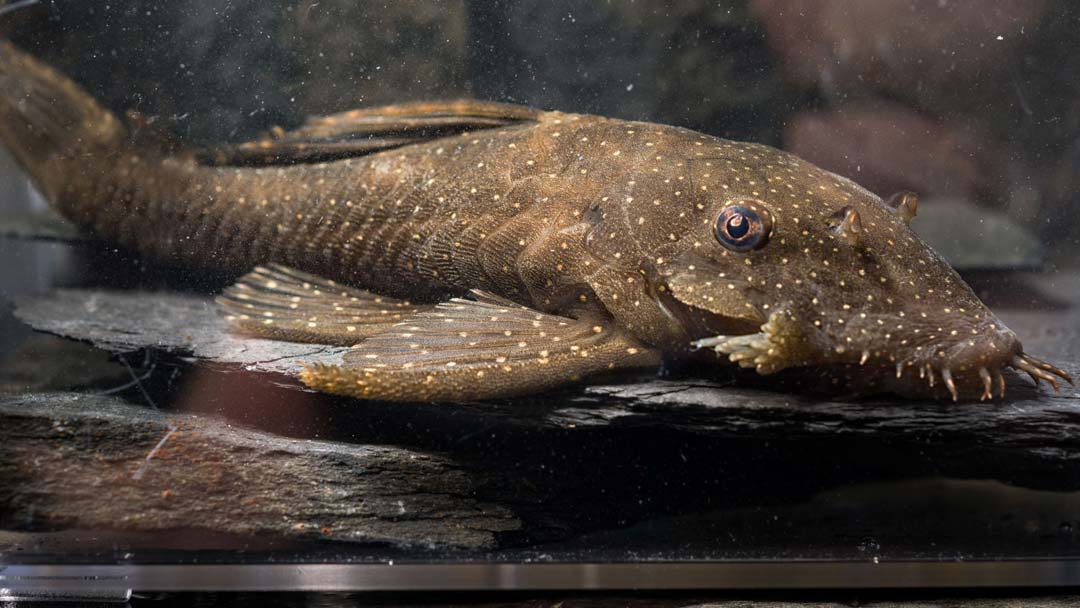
left=0, top=0, right=1078, bottom=591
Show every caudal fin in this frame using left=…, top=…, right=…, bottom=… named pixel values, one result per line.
left=0, top=39, right=127, bottom=201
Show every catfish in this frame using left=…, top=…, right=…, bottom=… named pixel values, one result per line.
left=0, top=40, right=1070, bottom=401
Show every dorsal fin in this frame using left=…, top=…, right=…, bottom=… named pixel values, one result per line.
left=197, top=100, right=542, bottom=167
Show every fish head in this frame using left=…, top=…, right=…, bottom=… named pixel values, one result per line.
left=652, top=143, right=1067, bottom=400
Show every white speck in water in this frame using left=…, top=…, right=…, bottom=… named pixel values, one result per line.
left=996, top=35, right=1004, bottom=41
left=626, top=83, right=634, bottom=92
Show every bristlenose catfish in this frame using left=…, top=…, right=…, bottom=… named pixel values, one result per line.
left=0, top=40, right=1071, bottom=402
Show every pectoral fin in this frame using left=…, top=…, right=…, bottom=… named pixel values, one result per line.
left=216, top=264, right=430, bottom=346
left=198, top=100, right=541, bottom=166
left=301, top=291, right=660, bottom=402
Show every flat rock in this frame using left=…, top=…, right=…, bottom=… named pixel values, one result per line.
left=2, top=274, right=1080, bottom=560
left=0, top=392, right=518, bottom=550
left=7, top=275, right=1080, bottom=497
left=14, top=289, right=349, bottom=376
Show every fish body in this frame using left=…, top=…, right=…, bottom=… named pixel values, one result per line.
left=0, top=40, right=1070, bottom=401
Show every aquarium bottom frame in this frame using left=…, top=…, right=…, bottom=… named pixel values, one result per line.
left=3, top=560, right=1080, bottom=596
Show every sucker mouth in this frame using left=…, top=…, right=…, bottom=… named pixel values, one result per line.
left=692, top=333, right=1074, bottom=402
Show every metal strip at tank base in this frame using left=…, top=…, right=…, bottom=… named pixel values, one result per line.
left=2, top=561, right=1080, bottom=592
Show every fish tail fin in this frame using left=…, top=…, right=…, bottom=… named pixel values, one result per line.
left=0, top=38, right=128, bottom=203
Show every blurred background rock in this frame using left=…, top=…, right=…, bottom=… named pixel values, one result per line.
left=749, top=0, right=1080, bottom=267
left=0, top=0, right=1077, bottom=264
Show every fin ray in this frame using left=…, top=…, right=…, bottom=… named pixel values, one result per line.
left=198, top=100, right=541, bottom=167
left=300, top=291, right=661, bottom=401
left=217, top=264, right=430, bottom=346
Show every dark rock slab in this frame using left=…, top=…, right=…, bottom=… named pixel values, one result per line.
left=2, top=275, right=1080, bottom=558
left=0, top=392, right=519, bottom=549
left=0, top=335, right=128, bottom=395
left=8, top=276, right=1080, bottom=498
left=564, top=379, right=1080, bottom=492
left=13, top=289, right=349, bottom=376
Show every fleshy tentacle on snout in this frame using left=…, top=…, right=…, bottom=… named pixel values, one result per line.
left=692, top=308, right=1073, bottom=401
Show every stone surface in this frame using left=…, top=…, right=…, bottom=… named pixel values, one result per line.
left=0, top=391, right=519, bottom=549
left=14, top=289, right=350, bottom=376
left=0, top=334, right=128, bottom=394
left=1, top=274, right=1079, bottom=560
left=7, top=273, right=1079, bottom=497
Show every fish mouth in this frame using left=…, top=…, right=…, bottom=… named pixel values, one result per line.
left=691, top=313, right=1074, bottom=401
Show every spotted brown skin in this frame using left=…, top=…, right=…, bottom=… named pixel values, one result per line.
left=0, top=40, right=1070, bottom=401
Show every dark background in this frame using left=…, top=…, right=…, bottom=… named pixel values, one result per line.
left=1, top=0, right=1078, bottom=263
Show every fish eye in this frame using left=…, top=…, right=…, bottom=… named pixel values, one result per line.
left=714, top=200, right=772, bottom=252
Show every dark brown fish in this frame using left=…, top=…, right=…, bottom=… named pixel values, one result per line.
left=0, top=40, right=1071, bottom=402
